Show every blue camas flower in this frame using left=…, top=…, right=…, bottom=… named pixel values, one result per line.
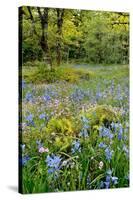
left=43, top=95, right=51, bottom=102
left=110, top=80, right=114, bottom=94
left=20, top=155, right=30, bottom=166
left=71, top=88, right=85, bottom=102
left=79, top=128, right=88, bottom=137
left=36, top=140, right=43, bottom=149
left=39, top=113, right=46, bottom=119
left=79, top=116, right=90, bottom=137
left=111, top=122, right=123, bottom=140
left=104, top=175, right=111, bottom=189
left=99, top=126, right=114, bottom=139
left=116, top=85, right=123, bottom=101
left=25, top=92, right=33, bottom=102
left=123, top=144, right=129, bottom=157
left=71, top=140, right=81, bottom=154
left=103, top=170, right=118, bottom=188
left=26, top=114, right=33, bottom=122
left=99, top=142, right=107, bottom=148
left=22, top=80, right=26, bottom=89
left=46, top=154, right=62, bottom=174
left=25, top=113, right=34, bottom=126
left=81, top=116, right=89, bottom=125
left=96, top=86, right=102, bottom=101
left=118, top=126, right=123, bottom=140
left=111, top=122, right=118, bottom=131
left=104, top=182, right=110, bottom=189
left=105, top=147, right=113, bottom=161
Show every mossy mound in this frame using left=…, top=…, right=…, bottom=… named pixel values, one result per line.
left=45, top=117, right=75, bottom=151
left=46, top=117, right=74, bottom=135
left=85, top=105, right=119, bottom=129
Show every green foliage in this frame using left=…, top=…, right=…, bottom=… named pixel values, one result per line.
left=81, top=11, right=129, bottom=64
left=21, top=7, right=129, bottom=65
left=22, top=42, right=43, bottom=63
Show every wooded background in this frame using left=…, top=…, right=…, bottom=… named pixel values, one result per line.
left=20, top=7, right=129, bottom=66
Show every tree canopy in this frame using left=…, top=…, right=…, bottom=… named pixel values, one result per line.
left=20, top=7, right=129, bottom=65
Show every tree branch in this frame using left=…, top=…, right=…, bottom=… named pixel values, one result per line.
left=112, top=22, right=129, bottom=25
left=27, top=6, right=39, bottom=38
left=37, top=7, right=43, bottom=20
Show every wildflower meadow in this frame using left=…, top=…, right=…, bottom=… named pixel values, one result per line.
left=20, top=64, right=129, bottom=193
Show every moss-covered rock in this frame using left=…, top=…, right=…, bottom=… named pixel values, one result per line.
left=46, top=117, right=74, bottom=135
left=45, top=117, right=75, bottom=151
left=85, top=105, right=118, bottom=128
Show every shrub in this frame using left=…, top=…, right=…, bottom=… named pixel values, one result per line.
left=23, top=63, right=92, bottom=84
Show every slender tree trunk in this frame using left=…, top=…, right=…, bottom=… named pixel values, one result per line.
left=27, top=7, right=52, bottom=69
left=37, top=7, right=52, bottom=68
left=56, top=9, right=64, bottom=66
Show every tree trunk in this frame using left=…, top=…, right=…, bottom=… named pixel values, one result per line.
left=56, top=9, right=64, bottom=66
left=37, top=7, right=52, bottom=68
left=27, top=7, right=52, bottom=69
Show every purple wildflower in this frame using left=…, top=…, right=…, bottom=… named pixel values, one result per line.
left=71, top=140, right=81, bottom=153
left=105, top=147, right=113, bottom=161
left=39, top=113, right=46, bottom=119
left=99, top=142, right=107, bottom=148
left=43, top=95, right=51, bottom=102
left=21, top=155, right=30, bottom=166
left=46, top=154, right=62, bottom=174
left=25, top=92, right=33, bottom=102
